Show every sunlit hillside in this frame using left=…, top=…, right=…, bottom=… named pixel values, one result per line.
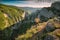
left=0, top=4, right=24, bottom=30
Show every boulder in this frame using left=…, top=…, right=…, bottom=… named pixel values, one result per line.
left=44, top=22, right=56, bottom=32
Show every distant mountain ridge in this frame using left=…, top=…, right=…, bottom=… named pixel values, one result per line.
left=20, top=7, right=41, bottom=13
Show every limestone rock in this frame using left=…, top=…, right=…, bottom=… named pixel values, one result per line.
left=44, top=35, right=59, bottom=40
left=51, top=2, right=60, bottom=10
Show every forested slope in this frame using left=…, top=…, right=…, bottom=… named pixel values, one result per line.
left=0, top=4, right=24, bottom=30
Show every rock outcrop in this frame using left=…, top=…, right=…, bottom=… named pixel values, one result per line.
left=51, top=1, right=60, bottom=16
left=30, top=1, right=60, bottom=40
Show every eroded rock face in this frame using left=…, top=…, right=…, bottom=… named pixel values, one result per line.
left=51, top=2, right=60, bottom=10
left=52, top=29, right=60, bottom=37
left=44, top=35, right=59, bottom=40
left=51, top=2, right=60, bottom=16
left=44, top=22, right=56, bottom=32
left=43, top=27, right=60, bottom=40
left=40, top=8, right=54, bottom=18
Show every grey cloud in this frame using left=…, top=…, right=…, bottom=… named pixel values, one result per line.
left=27, top=0, right=60, bottom=3
left=0, top=0, right=60, bottom=3
left=35, top=0, right=60, bottom=2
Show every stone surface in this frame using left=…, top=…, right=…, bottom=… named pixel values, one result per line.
left=51, top=2, right=60, bottom=10
left=44, top=35, right=59, bottom=40
left=44, top=22, right=56, bottom=32
left=53, top=29, right=60, bottom=37
left=40, top=8, right=54, bottom=18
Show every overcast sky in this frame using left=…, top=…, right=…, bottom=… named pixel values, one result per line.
left=0, top=0, right=60, bottom=1
left=0, top=0, right=60, bottom=8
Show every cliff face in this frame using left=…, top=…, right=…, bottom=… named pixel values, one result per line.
left=51, top=2, right=60, bottom=16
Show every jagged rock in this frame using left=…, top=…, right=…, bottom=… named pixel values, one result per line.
left=44, top=22, right=56, bottom=32
left=53, top=17, right=60, bottom=28
left=54, top=17, right=60, bottom=22
left=34, top=8, right=55, bottom=22
left=52, top=29, right=60, bottom=37
left=57, top=17, right=60, bottom=21
left=40, top=8, right=54, bottom=18
left=51, top=2, right=60, bottom=10
left=44, top=35, right=59, bottom=40
left=51, top=2, right=60, bottom=16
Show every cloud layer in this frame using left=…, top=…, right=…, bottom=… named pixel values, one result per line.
left=1, top=0, right=60, bottom=2
left=0, top=1, right=52, bottom=8
left=15, top=1, right=51, bottom=8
